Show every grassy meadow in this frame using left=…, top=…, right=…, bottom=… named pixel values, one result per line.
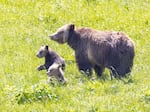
left=0, top=0, right=150, bottom=111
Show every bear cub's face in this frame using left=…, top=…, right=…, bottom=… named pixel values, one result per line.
left=36, top=45, right=49, bottom=58
left=49, top=24, right=74, bottom=44
left=47, top=63, right=61, bottom=76
left=47, top=63, right=66, bottom=82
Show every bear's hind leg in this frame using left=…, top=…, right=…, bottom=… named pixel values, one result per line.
left=117, top=66, right=132, bottom=78
left=115, top=66, right=127, bottom=78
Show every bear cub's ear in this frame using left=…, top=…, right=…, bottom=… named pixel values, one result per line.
left=45, top=45, right=49, bottom=50
left=69, top=24, right=75, bottom=31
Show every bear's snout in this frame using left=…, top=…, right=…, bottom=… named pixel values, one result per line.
left=36, top=53, right=43, bottom=58
left=46, top=71, right=49, bottom=74
left=47, top=71, right=53, bottom=76
left=36, top=53, right=39, bottom=57
left=49, top=33, right=56, bottom=40
left=49, top=35, right=53, bottom=39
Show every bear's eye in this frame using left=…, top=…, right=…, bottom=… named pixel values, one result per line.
left=39, top=51, right=43, bottom=55
left=58, top=31, right=64, bottom=34
left=49, top=69, right=53, bottom=73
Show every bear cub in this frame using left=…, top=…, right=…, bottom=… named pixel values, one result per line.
left=36, top=45, right=66, bottom=82
left=47, top=63, right=67, bottom=83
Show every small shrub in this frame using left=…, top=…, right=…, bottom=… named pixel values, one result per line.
left=16, top=86, right=59, bottom=104
left=143, top=90, right=150, bottom=104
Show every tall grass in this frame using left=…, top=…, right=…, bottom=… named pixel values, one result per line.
left=0, top=0, right=150, bottom=111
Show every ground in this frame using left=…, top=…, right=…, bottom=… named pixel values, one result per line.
left=0, top=0, right=150, bottom=111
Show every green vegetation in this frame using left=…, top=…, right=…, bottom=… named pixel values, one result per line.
left=0, top=0, right=150, bottom=111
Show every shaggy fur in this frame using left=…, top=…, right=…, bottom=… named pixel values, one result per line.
left=47, top=63, right=67, bottom=83
left=49, top=24, right=135, bottom=78
left=36, top=45, right=66, bottom=82
left=36, top=45, right=65, bottom=71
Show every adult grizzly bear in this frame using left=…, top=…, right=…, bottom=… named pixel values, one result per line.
left=49, top=24, right=135, bottom=78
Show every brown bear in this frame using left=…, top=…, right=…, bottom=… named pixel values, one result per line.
left=36, top=45, right=65, bottom=71
left=47, top=63, right=67, bottom=83
left=49, top=24, right=135, bottom=79
left=36, top=45, right=66, bottom=82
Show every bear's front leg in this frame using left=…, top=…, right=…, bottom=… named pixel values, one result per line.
left=94, top=65, right=104, bottom=77
left=78, top=63, right=92, bottom=76
left=76, top=53, right=92, bottom=76
left=37, top=65, right=46, bottom=71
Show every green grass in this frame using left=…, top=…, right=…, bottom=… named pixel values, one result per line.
left=0, top=0, right=150, bottom=111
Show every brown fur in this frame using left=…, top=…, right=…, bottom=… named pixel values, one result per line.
left=36, top=45, right=65, bottom=71
left=36, top=45, right=66, bottom=82
left=49, top=24, right=135, bottom=78
left=47, top=63, right=67, bottom=83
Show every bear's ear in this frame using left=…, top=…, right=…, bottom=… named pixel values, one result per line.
left=45, top=45, right=48, bottom=50
left=69, top=24, right=75, bottom=31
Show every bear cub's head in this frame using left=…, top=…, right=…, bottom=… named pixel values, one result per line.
left=47, top=63, right=67, bottom=83
left=36, top=45, right=49, bottom=58
left=49, top=23, right=75, bottom=44
left=47, top=63, right=62, bottom=77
